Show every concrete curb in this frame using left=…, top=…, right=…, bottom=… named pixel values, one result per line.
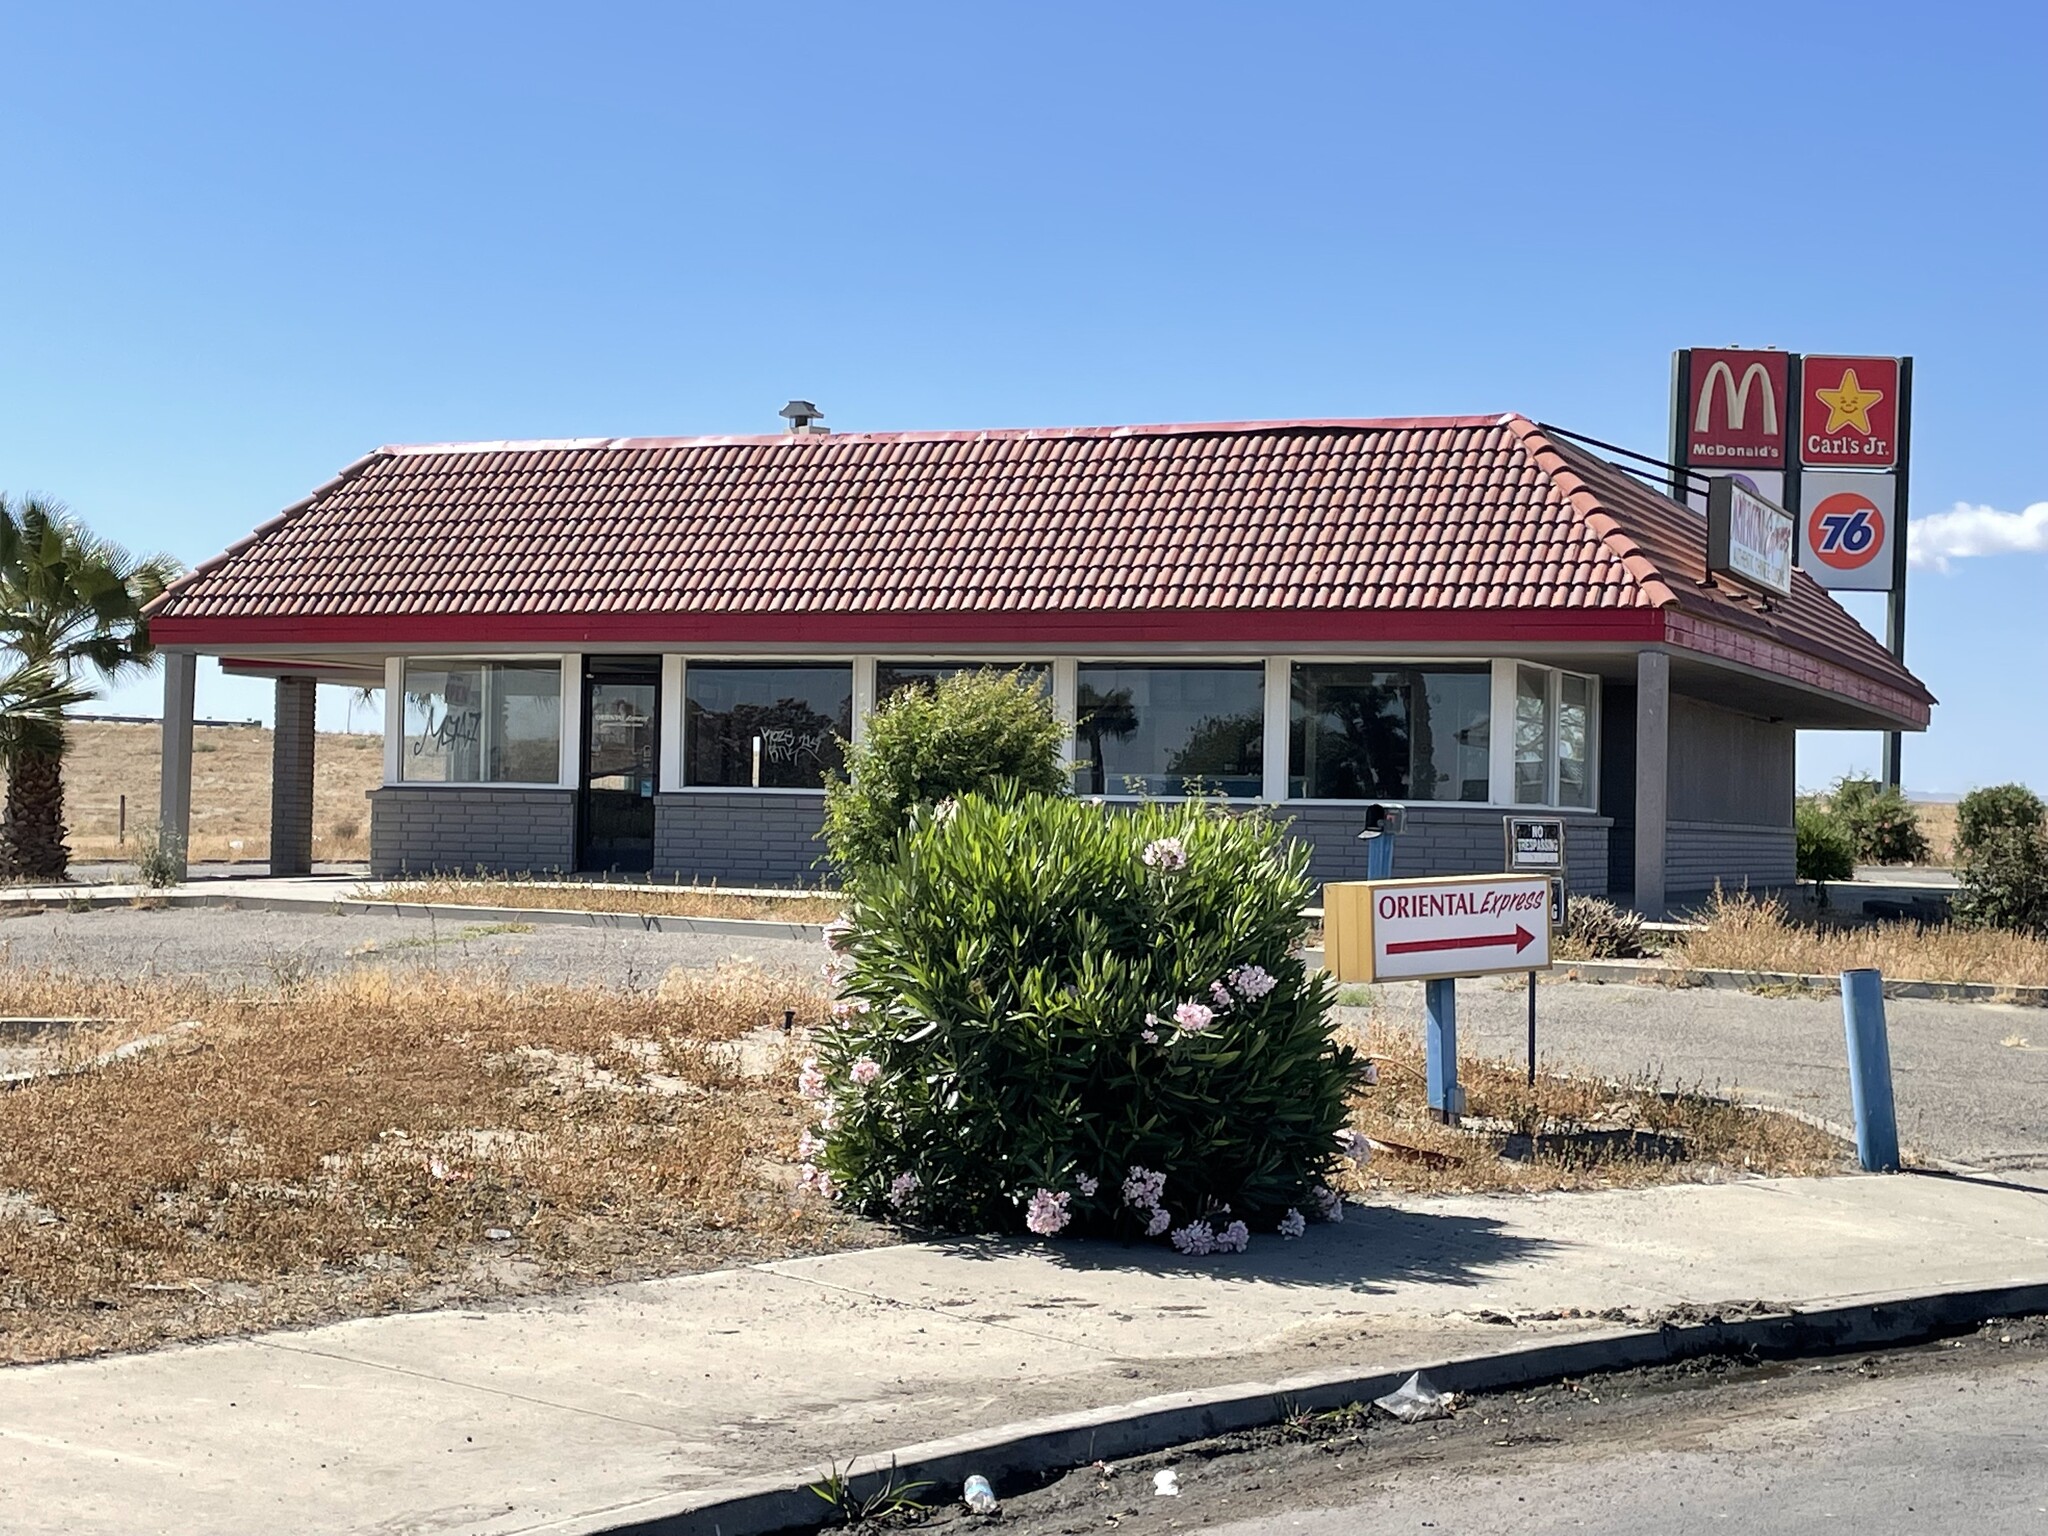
left=528, top=1276, right=2048, bottom=1536
left=0, top=891, right=831, bottom=944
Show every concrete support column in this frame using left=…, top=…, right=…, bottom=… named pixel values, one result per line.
left=1632, top=650, right=1670, bottom=919
left=270, top=676, right=317, bottom=876
left=158, top=652, right=197, bottom=880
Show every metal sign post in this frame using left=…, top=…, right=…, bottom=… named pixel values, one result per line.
left=1506, top=818, right=1567, bottom=1088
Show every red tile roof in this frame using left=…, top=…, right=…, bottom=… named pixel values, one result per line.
left=147, top=414, right=1930, bottom=723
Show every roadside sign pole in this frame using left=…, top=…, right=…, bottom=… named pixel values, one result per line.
left=1526, top=972, right=1537, bottom=1086
left=1882, top=358, right=1914, bottom=790
left=1425, top=978, right=1459, bottom=1125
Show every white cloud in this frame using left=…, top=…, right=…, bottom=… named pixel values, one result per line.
left=1909, top=499, right=2048, bottom=572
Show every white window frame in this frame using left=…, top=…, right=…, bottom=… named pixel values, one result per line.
left=1503, top=661, right=1601, bottom=811
left=383, top=654, right=576, bottom=790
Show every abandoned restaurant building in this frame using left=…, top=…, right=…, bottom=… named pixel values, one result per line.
left=142, top=410, right=1932, bottom=915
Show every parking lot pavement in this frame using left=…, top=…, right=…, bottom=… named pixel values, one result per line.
left=1353, top=974, right=2048, bottom=1172
left=0, top=904, right=823, bottom=991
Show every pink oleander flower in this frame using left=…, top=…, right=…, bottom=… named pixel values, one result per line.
left=822, top=955, right=852, bottom=985
left=822, top=916, right=856, bottom=952
left=887, top=1171, right=921, bottom=1209
left=1025, top=1188, right=1071, bottom=1237
left=1362, top=1060, right=1381, bottom=1086
left=1215, top=1220, right=1250, bottom=1254
left=1075, top=1173, right=1099, bottom=1197
left=1141, top=836, right=1188, bottom=872
left=797, top=1129, right=824, bottom=1161
left=1278, top=1208, right=1307, bottom=1240
left=1313, top=1184, right=1345, bottom=1223
left=799, top=1163, right=837, bottom=1199
left=819, top=1098, right=840, bottom=1131
left=1172, top=1001, right=1214, bottom=1034
left=830, top=996, right=871, bottom=1022
left=1226, top=963, right=1278, bottom=1001
left=932, top=797, right=961, bottom=824
left=1208, top=980, right=1234, bottom=1012
left=850, top=1057, right=883, bottom=1087
left=1145, top=1207, right=1173, bottom=1237
left=1334, top=1128, right=1372, bottom=1167
left=1170, top=1220, right=1216, bottom=1256
left=1122, top=1166, right=1167, bottom=1211
left=797, top=1057, right=827, bottom=1100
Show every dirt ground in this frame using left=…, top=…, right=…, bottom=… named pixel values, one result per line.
left=53, top=720, right=382, bottom=865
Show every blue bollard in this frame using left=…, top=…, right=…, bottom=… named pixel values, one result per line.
left=1425, top=977, right=1459, bottom=1124
left=1840, top=968, right=1901, bottom=1172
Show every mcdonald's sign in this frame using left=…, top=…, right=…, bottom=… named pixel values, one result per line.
left=1678, top=349, right=1789, bottom=468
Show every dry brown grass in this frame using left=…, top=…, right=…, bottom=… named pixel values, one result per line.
left=53, top=720, right=382, bottom=867
left=1669, top=889, right=2048, bottom=989
left=1331, top=1014, right=1846, bottom=1196
left=374, top=877, right=843, bottom=920
left=1914, top=799, right=1959, bottom=865
left=0, top=963, right=869, bottom=1364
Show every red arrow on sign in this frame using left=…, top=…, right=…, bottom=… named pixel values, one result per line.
left=1386, top=926, right=1536, bottom=957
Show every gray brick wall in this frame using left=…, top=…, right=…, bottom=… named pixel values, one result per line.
left=1667, top=822, right=1796, bottom=908
left=270, top=677, right=317, bottom=877
left=1280, top=805, right=1611, bottom=898
left=655, top=793, right=831, bottom=887
left=369, top=787, right=576, bottom=877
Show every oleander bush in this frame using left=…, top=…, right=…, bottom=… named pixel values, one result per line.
left=798, top=793, right=1367, bottom=1249
left=1953, top=823, right=2048, bottom=938
left=1954, top=783, right=2046, bottom=864
left=822, top=668, right=1066, bottom=881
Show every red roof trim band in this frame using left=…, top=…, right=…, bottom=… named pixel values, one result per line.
left=151, top=608, right=1669, bottom=650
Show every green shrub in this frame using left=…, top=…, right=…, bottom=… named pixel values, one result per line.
left=803, top=794, right=1366, bottom=1246
left=1827, top=774, right=1930, bottom=865
left=1953, top=824, right=2048, bottom=937
left=1795, top=798, right=1856, bottom=890
left=1561, top=896, right=1649, bottom=959
left=823, top=669, right=1066, bottom=880
left=1954, top=784, right=2046, bottom=863
left=131, top=820, right=185, bottom=888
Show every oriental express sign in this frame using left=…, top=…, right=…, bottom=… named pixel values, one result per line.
left=1322, top=874, right=1554, bottom=985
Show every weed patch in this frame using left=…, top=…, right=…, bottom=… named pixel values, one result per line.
left=373, top=877, right=842, bottom=922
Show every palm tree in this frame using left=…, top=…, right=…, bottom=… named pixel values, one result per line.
left=0, top=496, right=180, bottom=881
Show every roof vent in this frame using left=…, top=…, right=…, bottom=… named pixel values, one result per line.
left=779, top=399, right=827, bottom=435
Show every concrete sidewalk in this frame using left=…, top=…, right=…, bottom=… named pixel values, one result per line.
left=5, top=1172, right=2046, bottom=1536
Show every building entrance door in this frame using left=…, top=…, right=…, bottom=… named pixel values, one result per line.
left=579, top=657, right=660, bottom=873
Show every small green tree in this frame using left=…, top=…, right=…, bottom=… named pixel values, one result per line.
left=1796, top=797, right=1856, bottom=900
left=1827, top=774, right=1930, bottom=865
left=823, top=668, right=1066, bottom=878
left=1954, top=784, right=2046, bottom=864
left=1952, top=824, right=2048, bottom=937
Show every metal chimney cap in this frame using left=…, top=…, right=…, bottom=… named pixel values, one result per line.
left=779, top=399, right=823, bottom=422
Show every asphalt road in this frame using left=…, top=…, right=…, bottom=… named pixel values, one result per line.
left=1351, top=974, right=2048, bottom=1171
left=0, top=903, right=823, bottom=990
left=985, top=1323, right=2048, bottom=1536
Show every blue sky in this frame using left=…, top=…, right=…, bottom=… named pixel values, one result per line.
left=2, top=2, right=2042, bottom=793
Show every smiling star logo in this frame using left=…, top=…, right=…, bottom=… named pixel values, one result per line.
left=1816, top=369, right=1884, bottom=436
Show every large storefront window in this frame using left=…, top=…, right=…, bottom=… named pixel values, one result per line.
left=685, top=664, right=851, bottom=789
left=1074, top=664, right=1263, bottom=796
left=1514, top=666, right=1550, bottom=804
left=1557, top=672, right=1593, bottom=808
left=401, top=660, right=562, bottom=784
left=1290, top=665, right=1490, bottom=801
left=875, top=661, right=1050, bottom=703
